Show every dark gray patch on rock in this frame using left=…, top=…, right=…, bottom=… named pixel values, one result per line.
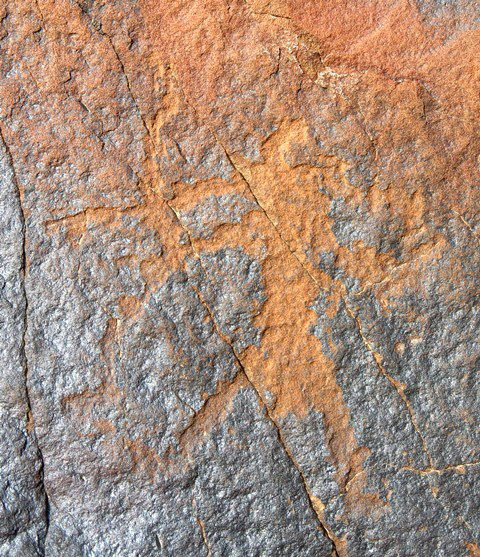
left=22, top=212, right=169, bottom=549
left=25, top=214, right=161, bottom=406
left=433, top=465, right=480, bottom=544
left=23, top=206, right=332, bottom=556
left=278, top=411, right=345, bottom=532
left=341, top=215, right=480, bottom=470
left=274, top=330, right=476, bottom=555
left=274, top=399, right=476, bottom=557
left=118, top=270, right=239, bottom=455
left=37, top=385, right=335, bottom=555
left=339, top=467, right=475, bottom=556
left=314, top=250, right=343, bottom=280
left=187, top=247, right=266, bottom=353
left=304, top=211, right=480, bottom=553
left=329, top=197, right=405, bottom=256
left=191, top=388, right=333, bottom=557
left=311, top=292, right=428, bottom=495
left=44, top=461, right=203, bottom=557
left=416, top=0, right=480, bottom=28
left=0, top=138, right=47, bottom=555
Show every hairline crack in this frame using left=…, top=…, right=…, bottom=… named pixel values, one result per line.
left=0, top=124, right=51, bottom=553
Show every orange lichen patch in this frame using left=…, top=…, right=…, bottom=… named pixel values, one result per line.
left=262, top=113, right=450, bottom=296
left=0, top=0, right=146, bottom=210
left=246, top=268, right=381, bottom=511
left=128, top=200, right=191, bottom=277
left=44, top=210, right=88, bottom=247
left=121, top=437, right=166, bottom=480
left=116, top=295, right=143, bottom=321
left=91, top=420, right=116, bottom=434
left=285, top=0, right=435, bottom=78
left=256, top=119, right=451, bottom=308
left=139, top=0, right=479, bottom=311
left=227, top=118, right=342, bottom=284
left=140, top=0, right=304, bottom=149
left=248, top=117, right=360, bottom=202
left=44, top=206, right=132, bottom=246
left=336, top=244, right=394, bottom=287
left=139, top=49, right=380, bottom=512
left=288, top=0, right=480, bottom=210
left=224, top=112, right=448, bottom=305
left=467, top=543, right=480, bottom=557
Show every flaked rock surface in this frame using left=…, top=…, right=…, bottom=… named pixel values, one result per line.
left=0, top=1, right=479, bottom=555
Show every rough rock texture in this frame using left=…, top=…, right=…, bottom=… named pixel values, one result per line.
left=0, top=1, right=479, bottom=555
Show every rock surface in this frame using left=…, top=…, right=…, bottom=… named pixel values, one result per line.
left=0, top=1, right=479, bottom=555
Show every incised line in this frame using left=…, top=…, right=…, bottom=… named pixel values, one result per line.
left=453, top=209, right=480, bottom=245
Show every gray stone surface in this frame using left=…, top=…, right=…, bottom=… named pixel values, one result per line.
left=0, top=0, right=479, bottom=555
left=0, top=136, right=47, bottom=556
left=187, top=248, right=266, bottom=353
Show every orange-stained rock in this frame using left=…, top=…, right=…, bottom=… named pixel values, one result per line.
left=0, top=0, right=478, bottom=555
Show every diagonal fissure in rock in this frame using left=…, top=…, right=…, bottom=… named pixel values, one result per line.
left=215, top=128, right=433, bottom=471
left=168, top=204, right=340, bottom=556
left=210, top=126, right=434, bottom=473
left=342, top=301, right=434, bottom=468
left=86, top=37, right=338, bottom=555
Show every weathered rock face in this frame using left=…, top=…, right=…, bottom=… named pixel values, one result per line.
left=0, top=0, right=479, bottom=555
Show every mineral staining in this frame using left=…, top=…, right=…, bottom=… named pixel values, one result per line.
left=0, top=0, right=479, bottom=555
